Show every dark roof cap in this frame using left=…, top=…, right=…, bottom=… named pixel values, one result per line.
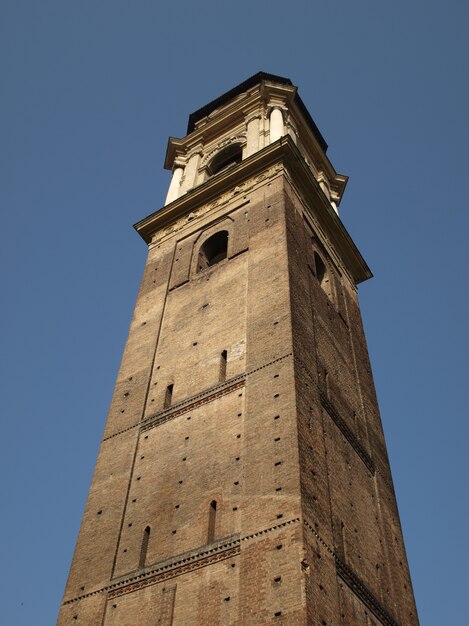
left=187, top=71, right=328, bottom=153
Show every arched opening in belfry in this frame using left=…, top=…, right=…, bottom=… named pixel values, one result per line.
left=207, top=144, right=242, bottom=176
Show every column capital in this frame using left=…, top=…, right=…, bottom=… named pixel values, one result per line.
left=245, top=112, right=263, bottom=125
left=266, top=102, right=288, bottom=116
left=173, top=160, right=186, bottom=171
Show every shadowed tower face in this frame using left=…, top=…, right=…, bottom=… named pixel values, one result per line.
left=58, top=73, right=419, bottom=626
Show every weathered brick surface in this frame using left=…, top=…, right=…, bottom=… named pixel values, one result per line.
left=58, top=149, right=418, bottom=624
left=283, top=177, right=418, bottom=625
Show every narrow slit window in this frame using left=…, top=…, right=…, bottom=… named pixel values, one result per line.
left=197, top=231, right=228, bottom=272
left=314, top=252, right=333, bottom=300
left=219, top=350, right=227, bottom=382
left=207, top=500, right=217, bottom=543
left=139, top=526, right=151, bottom=568
left=164, top=384, right=174, bottom=409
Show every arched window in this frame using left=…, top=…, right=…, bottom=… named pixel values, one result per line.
left=207, top=144, right=242, bottom=177
left=314, top=252, right=333, bottom=300
left=207, top=500, right=217, bottom=543
left=139, top=526, right=151, bottom=568
left=197, top=231, right=228, bottom=272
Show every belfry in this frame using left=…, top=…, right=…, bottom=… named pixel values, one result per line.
left=58, top=73, right=419, bottom=625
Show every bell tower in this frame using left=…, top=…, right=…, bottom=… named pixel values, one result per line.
left=58, top=72, right=419, bottom=625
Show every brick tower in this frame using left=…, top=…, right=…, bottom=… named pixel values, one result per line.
left=58, top=73, right=419, bottom=625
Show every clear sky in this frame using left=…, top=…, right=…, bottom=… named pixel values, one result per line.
left=1, top=1, right=468, bottom=624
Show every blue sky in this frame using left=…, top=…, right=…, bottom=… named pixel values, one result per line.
left=1, top=1, right=468, bottom=624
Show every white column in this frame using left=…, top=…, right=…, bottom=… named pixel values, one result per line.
left=165, top=164, right=184, bottom=205
left=245, top=115, right=260, bottom=156
left=179, top=150, right=202, bottom=194
left=269, top=107, right=285, bottom=143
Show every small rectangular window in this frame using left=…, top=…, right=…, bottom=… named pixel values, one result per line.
left=219, top=350, right=227, bottom=382
left=208, top=500, right=217, bottom=543
left=139, top=526, right=151, bottom=568
left=164, top=384, right=174, bottom=409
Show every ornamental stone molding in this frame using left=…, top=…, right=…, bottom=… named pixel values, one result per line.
left=200, top=134, right=247, bottom=167
left=152, top=162, right=284, bottom=244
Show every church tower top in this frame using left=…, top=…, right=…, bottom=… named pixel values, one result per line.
left=186, top=72, right=327, bottom=150
left=163, top=72, right=347, bottom=214
left=136, top=72, right=371, bottom=285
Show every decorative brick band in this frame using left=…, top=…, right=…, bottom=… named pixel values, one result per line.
left=107, top=517, right=302, bottom=599
left=108, top=544, right=240, bottom=600
left=335, top=558, right=400, bottom=626
left=141, top=378, right=246, bottom=432
left=102, top=352, right=294, bottom=442
left=240, top=517, right=301, bottom=544
left=302, top=520, right=399, bottom=626
left=62, top=516, right=300, bottom=606
left=141, top=351, right=294, bottom=434
left=295, top=350, right=376, bottom=474
left=319, top=392, right=376, bottom=475
left=303, top=519, right=335, bottom=557
left=293, top=355, right=399, bottom=495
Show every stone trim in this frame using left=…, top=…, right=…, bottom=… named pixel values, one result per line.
left=201, top=135, right=247, bottom=167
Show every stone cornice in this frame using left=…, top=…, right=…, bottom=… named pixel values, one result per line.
left=135, top=137, right=372, bottom=284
